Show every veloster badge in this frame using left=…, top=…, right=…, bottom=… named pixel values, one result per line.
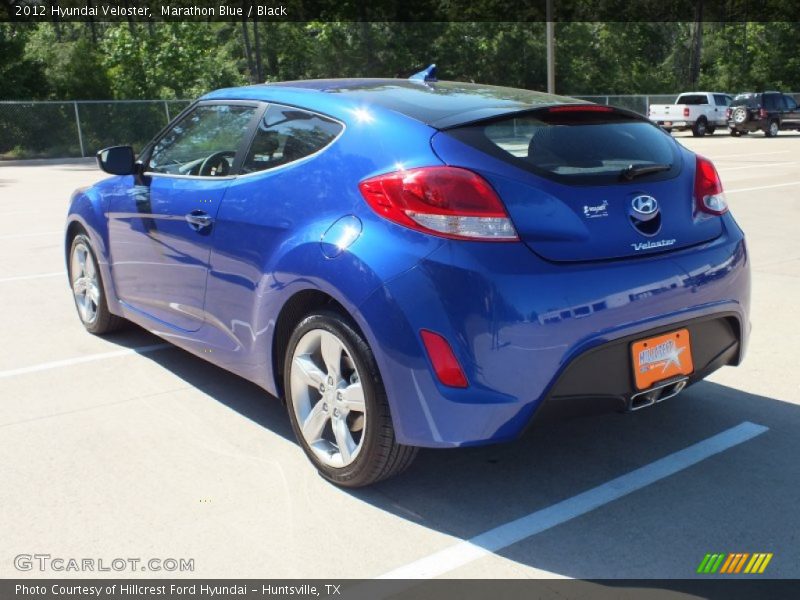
left=631, top=239, right=676, bottom=251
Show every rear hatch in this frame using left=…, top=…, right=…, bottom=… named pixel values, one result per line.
left=431, top=106, right=723, bottom=262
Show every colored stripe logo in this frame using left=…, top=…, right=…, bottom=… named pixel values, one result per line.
left=697, top=552, right=773, bottom=574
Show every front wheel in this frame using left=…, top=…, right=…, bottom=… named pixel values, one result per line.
left=284, top=310, right=417, bottom=487
left=68, top=234, right=124, bottom=334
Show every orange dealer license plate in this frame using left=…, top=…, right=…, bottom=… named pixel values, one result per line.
left=631, top=329, right=694, bottom=390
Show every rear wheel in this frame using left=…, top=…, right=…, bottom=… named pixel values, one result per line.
left=765, top=120, right=779, bottom=137
left=729, top=128, right=741, bottom=137
left=692, top=118, right=707, bottom=137
left=68, top=234, right=124, bottom=334
left=284, top=310, right=417, bottom=487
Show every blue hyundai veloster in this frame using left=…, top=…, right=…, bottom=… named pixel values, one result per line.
left=66, top=73, right=749, bottom=486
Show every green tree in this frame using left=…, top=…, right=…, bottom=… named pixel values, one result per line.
left=0, top=25, right=48, bottom=100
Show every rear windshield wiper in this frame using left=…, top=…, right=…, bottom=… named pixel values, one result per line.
left=620, top=163, right=672, bottom=181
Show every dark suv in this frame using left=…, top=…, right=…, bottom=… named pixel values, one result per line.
left=727, top=91, right=800, bottom=137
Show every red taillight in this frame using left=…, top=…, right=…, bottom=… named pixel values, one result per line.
left=420, top=330, right=468, bottom=388
left=694, top=155, right=728, bottom=216
left=358, top=166, right=518, bottom=241
left=683, top=107, right=690, bottom=117
left=548, top=105, right=613, bottom=113
left=759, top=108, right=768, bottom=119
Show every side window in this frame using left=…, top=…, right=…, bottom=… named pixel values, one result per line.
left=148, top=104, right=257, bottom=177
left=763, top=94, right=779, bottom=111
left=241, top=104, right=343, bottom=174
left=714, top=94, right=728, bottom=107
left=783, top=95, right=797, bottom=111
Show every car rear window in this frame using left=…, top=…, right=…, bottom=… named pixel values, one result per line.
left=444, top=108, right=679, bottom=185
left=731, top=94, right=758, bottom=107
left=677, top=94, right=708, bottom=105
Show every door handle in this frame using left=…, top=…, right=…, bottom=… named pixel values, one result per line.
left=185, top=210, right=213, bottom=231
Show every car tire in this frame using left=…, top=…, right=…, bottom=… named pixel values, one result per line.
left=729, top=128, right=741, bottom=136
left=68, top=233, right=124, bottom=335
left=765, top=120, right=779, bottom=137
left=691, top=118, right=707, bottom=137
left=283, top=310, right=418, bottom=487
left=706, top=125, right=716, bottom=134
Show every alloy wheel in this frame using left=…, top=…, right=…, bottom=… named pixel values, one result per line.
left=70, top=242, right=100, bottom=325
left=289, top=329, right=366, bottom=468
left=770, top=121, right=779, bottom=136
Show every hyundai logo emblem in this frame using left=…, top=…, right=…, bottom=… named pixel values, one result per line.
left=631, top=195, right=658, bottom=216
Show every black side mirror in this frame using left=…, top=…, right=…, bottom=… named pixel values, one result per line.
left=97, top=146, right=136, bottom=175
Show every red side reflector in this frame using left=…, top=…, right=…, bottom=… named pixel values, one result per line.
left=420, top=330, right=468, bottom=388
left=548, top=105, right=613, bottom=113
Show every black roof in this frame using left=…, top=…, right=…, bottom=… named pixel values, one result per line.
left=263, top=79, right=582, bottom=128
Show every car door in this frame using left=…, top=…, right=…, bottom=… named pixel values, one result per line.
left=782, top=95, right=800, bottom=128
left=763, top=93, right=781, bottom=124
left=202, top=103, right=345, bottom=374
left=107, top=101, right=261, bottom=332
left=713, top=94, right=730, bottom=126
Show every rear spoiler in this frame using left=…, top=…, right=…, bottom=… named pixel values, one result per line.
left=432, top=103, right=649, bottom=130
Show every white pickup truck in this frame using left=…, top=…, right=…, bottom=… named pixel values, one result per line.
left=648, top=92, right=733, bottom=136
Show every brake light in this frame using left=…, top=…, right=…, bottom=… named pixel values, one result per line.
left=759, top=108, right=768, bottom=119
left=358, top=166, right=518, bottom=241
left=420, top=330, right=468, bottom=388
left=694, top=155, right=728, bottom=216
left=548, top=105, right=613, bottom=113
left=683, top=107, right=690, bottom=117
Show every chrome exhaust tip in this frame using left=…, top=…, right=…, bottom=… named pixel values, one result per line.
left=627, top=377, right=688, bottom=412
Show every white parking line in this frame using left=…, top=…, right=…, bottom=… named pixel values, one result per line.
left=0, top=271, right=63, bottom=283
left=377, top=421, right=768, bottom=579
left=0, top=209, right=42, bottom=216
left=0, top=343, right=171, bottom=380
left=0, top=231, right=61, bottom=240
left=726, top=181, right=800, bottom=194
left=712, top=150, right=790, bottom=159
left=718, top=161, right=795, bottom=172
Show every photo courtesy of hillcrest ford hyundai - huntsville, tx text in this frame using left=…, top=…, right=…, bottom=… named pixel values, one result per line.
left=65, top=67, right=749, bottom=487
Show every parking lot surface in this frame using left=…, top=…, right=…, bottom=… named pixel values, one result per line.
left=1, top=132, right=799, bottom=580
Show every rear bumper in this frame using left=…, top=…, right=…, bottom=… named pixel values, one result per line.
left=533, top=312, right=741, bottom=420
left=356, top=220, right=750, bottom=448
left=728, top=119, right=766, bottom=132
left=654, top=120, right=689, bottom=129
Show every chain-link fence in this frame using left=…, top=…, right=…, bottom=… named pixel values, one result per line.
left=2, top=94, right=799, bottom=160
left=0, top=100, right=191, bottom=160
